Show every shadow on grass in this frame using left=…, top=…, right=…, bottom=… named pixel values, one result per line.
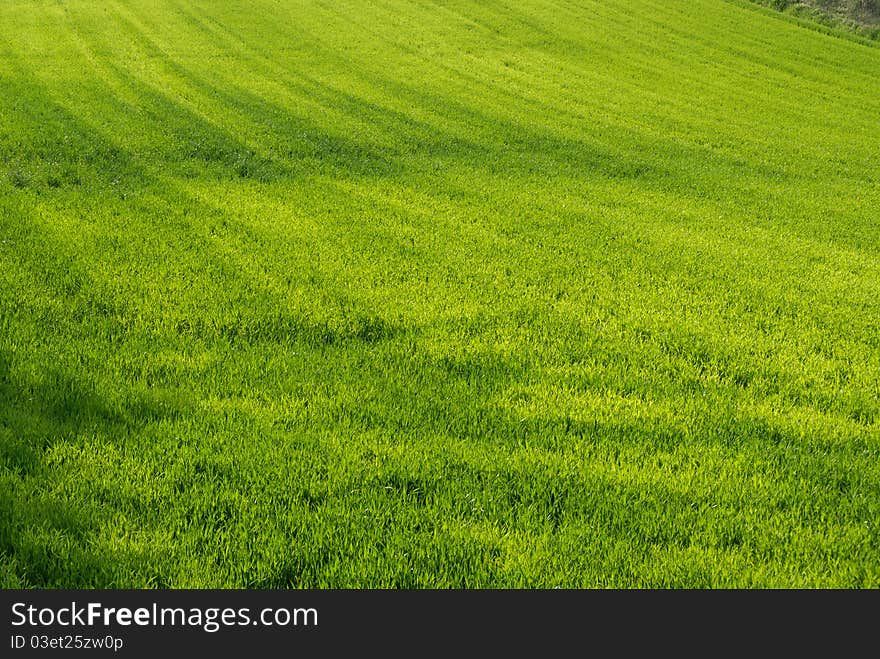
left=1, top=13, right=877, bottom=587
left=0, top=345, right=197, bottom=587
left=248, top=340, right=879, bottom=587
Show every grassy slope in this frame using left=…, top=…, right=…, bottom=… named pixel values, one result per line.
left=0, top=0, right=878, bottom=587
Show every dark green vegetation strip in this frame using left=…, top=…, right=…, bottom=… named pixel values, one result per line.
left=1, top=0, right=878, bottom=587
left=747, top=0, right=880, bottom=40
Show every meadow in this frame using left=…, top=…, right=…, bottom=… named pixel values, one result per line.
left=1, top=0, right=878, bottom=587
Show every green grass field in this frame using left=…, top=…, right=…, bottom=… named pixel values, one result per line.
left=1, top=0, right=878, bottom=588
